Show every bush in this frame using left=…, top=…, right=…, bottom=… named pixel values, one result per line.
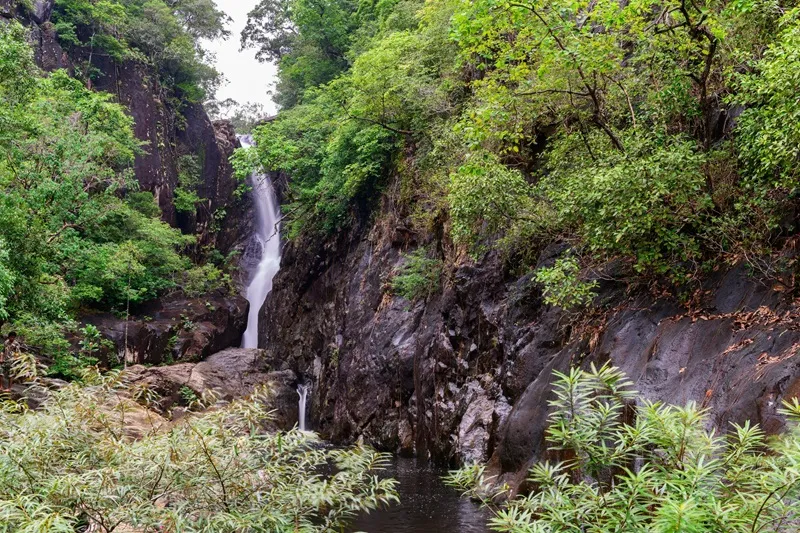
left=735, top=14, right=800, bottom=190
left=448, top=364, right=800, bottom=532
left=534, top=257, right=598, bottom=310
left=182, top=263, right=232, bottom=297
left=448, top=152, right=532, bottom=249
left=391, top=247, right=443, bottom=301
left=0, top=371, right=399, bottom=531
left=542, top=134, right=712, bottom=277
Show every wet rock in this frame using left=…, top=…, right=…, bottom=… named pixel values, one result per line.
left=126, top=348, right=300, bottom=429
left=31, top=0, right=52, bottom=23
left=0, top=0, right=14, bottom=18
left=456, top=381, right=496, bottom=464
left=85, top=292, right=248, bottom=366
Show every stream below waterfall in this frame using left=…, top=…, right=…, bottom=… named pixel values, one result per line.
left=348, top=457, right=491, bottom=533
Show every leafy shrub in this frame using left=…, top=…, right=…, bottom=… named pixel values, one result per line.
left=391, top=248, right=443, bottom=301
left=542, top=134, right=712, bottom=277
left=534, top=257, right=598, bottom=310
left=0, top=371, right=399, bottom=531
left=0, top=240, right=15, bottom=321
left=449, top=364, right=800, bottom=533
left=178, top=384, right=200, bottom=406
left=182, top=263, right=232, bottom=297
left=448, top=152, right=532, bottom=249
left=175, top=154, right=203, bottom=214
left=241, top=103, right=396, bottom=237
left=735, top=14, right=800, bottom=190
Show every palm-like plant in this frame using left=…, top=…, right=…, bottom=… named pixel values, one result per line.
left=449, top=364, right=800, bottom=533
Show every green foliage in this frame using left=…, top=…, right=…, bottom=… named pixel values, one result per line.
left=735, top=11, right=800, bottom=190
left=178, top=384, right=200, bottom=406
left=77, top=324, right=105, bottom=359
left=242, top=0, right=360, bottom=107
left=0, top=240, right=15, bottom=322
left=0, top=371, right=399, bottom=531
left=174, top=154, right=203, bottom=214
left=542, top=134, right=713, bottom=276
left=240, top=100, right=397, bottom=236
left=391, top=247, right=443, bottom=301
left=0, top=26, right=193, bottom=315
left=448, top=152, right=533, bottom=249
left=0, top=23, right=201, bottom=371
left=238, top=0, right=449, bottom=237
left=534, top=257, right=598, bottom=310
left=237, top=0, right=800, bottom=289
left=449, top=364, right=800, bottom=532
left=51, top=0, right=229, bottom=98
left=181, top=263, right=232, bottom=297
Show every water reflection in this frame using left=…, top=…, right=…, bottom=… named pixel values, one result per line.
left=349, top=457, right=491, bottom=533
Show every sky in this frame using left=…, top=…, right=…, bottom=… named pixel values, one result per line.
left=206, top=0, right=278, bottom=115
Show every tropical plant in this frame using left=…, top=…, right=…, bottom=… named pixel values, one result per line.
left=534, top=257, right=598, bottom=310
left=448, top=364, right=800, bottom=532
left=391, top=247, right=443, bottom=301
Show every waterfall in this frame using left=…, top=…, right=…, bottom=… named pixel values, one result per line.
left=297, top=383, right=310, bottom=431
left=240, top=136, right=281, bottom=349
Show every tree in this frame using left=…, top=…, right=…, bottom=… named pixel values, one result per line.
left=240, top=0, right=297, bottom=63
left=52, top=0, right=230, bottom=98
left=241, top=0, right=359, bottom=106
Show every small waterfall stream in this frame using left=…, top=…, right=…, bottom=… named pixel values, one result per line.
left=297, top=383, right=310, bottom=431
left=240, top=136, right=281, bottom=349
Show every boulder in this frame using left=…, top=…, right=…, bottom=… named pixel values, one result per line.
left=125, top=348, right=300, bottom=430
left=86, top=292, right=248, bottom=366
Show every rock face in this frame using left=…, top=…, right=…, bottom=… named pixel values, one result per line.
left=84, top=59, right=251, bottom=254
left=125, top=348, right=300, bottom=429
left=262, top=191, right=800, bottom=488
left=85, top=292, right=249, bottom=366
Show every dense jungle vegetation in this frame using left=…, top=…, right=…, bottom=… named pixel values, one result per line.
left=239, top=0, right=800, bottom=305
left=0, top=0, right=234, bottom=375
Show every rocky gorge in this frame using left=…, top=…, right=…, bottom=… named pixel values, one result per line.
left=258, top=192, right=800, bottom=492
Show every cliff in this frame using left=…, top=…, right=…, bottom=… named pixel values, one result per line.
left=261, top=185, right=800, bottom=490
left=1, top=0, right=252, bottom=256
left=0, top=0, right=253, bottom=363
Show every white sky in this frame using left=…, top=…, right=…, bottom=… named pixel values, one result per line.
left=207, top=0, right=278, bottom=115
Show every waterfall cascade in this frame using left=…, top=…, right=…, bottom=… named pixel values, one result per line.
left=240, top=136, right=281, bottom=349
left=297, top=384, right=310, bottom=431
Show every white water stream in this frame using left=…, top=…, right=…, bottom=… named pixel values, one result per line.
left=297, top=383, right=310, bottom=431
left=240, top=136, right=281, bottom=349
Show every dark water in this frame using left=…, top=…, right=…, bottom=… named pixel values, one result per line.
left=348, top=457, right=492, bottom=533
